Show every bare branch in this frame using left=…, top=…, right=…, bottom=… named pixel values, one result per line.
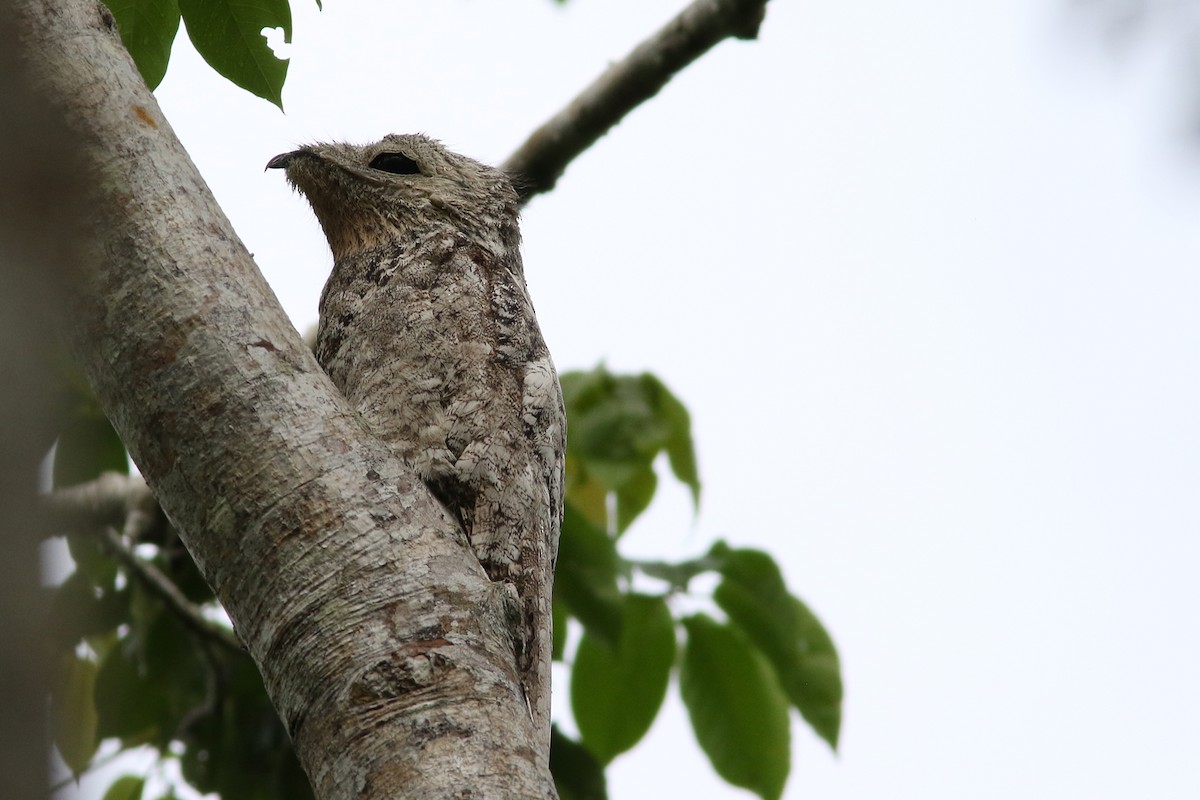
left=96, top=525, right=244, bottom=655
left=45, top=471, right=157, bottom=534
left=504, top=0, right=771, bottom=203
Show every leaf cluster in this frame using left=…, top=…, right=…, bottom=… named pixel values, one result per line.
left=46, top=366, right=841, bottom=800
left=550, top=371, right=842, bottom=800
left=105, top=0, right=299, bottom=108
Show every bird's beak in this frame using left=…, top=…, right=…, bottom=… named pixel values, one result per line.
left=267, top=149, right=322, bottom=171
left=266, top=151, right=298, bottom=170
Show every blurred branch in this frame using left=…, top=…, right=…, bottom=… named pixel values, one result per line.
left=48, top=472, right=242, bottom=653
left=45, top=471, right=158, bottom=537
left=96, top=525, right=244, bottom=655
left=504, top=0, right=771, bottom=202
left=1069, top=0, right=1200, bottom=142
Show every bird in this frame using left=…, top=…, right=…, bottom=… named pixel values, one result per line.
left=267, top=133, right=564, bottom=745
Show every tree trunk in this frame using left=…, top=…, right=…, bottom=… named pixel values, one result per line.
left=12, top=1, right=557, bottom=797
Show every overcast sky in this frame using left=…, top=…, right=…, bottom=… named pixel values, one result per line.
left=61, top=0, right=1200, bottom=798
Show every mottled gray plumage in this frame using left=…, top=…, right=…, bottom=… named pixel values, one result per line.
left=268, top=134, right=564, bottom=738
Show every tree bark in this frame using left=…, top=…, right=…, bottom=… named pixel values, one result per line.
left=13, top=0, right=556, bottom=797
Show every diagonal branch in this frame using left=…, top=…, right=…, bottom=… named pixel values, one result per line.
left=96, top=525, right=244, bottom=654
left=49, top=473, right=243, bottom=653
left=504, top=0, right=771, bottom=203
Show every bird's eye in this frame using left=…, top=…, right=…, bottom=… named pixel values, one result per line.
left=369, top=152, right=421, bottom=175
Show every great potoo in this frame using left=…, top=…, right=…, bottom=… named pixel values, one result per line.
left=268, top=134, right=565, bottom=742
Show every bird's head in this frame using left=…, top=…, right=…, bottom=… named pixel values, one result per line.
left=268, top=134, right=519, bottom=261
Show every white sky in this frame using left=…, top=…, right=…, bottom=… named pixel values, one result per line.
left=63, top=0, right=1200, bottom=798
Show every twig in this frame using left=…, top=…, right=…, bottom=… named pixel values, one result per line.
left=96, top=526, right=243, bottom=655
left=503, top=0, right=771, bottom=203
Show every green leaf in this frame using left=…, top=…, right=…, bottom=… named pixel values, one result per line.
left=563, top=454, right=609, bottom=529
left=105, top=0, right=182, bottom=89
left=646, top=373, right=701, bottom=507
left=52, top=656, right=99, bottom=775
left=561, top=367, right=701, bottom=534
left=101, top=775, right=146, bottom=800
left=555, top=503, right=623, bottom=646
left=53, top=412, right=128, bottom=488
left=680, top=615, right=790, bottom=800
left=177, top=0, right=290, bottom=108
left=99, top=607, right=212, bottom=748
left=126, top=577, right=165, bottom=652
left=614, top=464, right=656, bottom=534
left=572, top=595, right=675, bottom=764
left=710, top=542, right=843, bottom=749
left=180, top=655, right=311, bottom=800
left=48, top=570, right=128, bottom=647
left=550, top=726, right=608, bottom=800
left=94, top=639, right=168, bottom=744
left=65, top=531, right=119, bottom=589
